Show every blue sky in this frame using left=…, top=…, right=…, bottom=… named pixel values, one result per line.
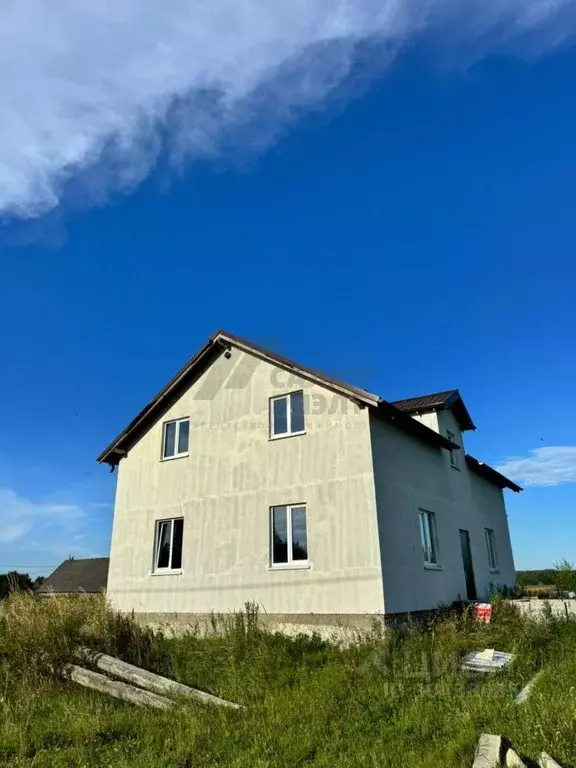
left=1, top=19, right=576, bottom=575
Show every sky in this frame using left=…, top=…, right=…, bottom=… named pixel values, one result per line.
left=1, top=2, right=576, bottom=577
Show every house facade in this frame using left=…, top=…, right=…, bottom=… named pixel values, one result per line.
left=98, top=330, right=520, bottom=630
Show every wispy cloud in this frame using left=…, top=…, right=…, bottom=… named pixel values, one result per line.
left=0, top=486, right=95, bottom=569
left=496, top=446, right=576, bottom=487
left=1, top=0, right=576, bottom=219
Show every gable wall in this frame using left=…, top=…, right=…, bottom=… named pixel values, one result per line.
left=107, top=348, right=384, bottom=617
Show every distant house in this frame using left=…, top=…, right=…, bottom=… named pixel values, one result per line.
left=37, top=557, right=109, bottom=595
left=97, top=330, right=521, bottom=631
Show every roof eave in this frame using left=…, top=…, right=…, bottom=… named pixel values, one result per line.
left=465, top=454, right=522, bottom=492
left=444, top=391, right=476, bottom=431
left=97, top=333, right=226, bottom=464
left=97, top=330, right=382, bottom=466
left=374, top=400, right=458, bottom=451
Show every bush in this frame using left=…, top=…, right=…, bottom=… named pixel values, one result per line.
left=0, top=591, right=169, bottom=680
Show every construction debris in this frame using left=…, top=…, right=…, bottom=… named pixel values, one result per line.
left=79, top=648, right=242, bottom=709
left=505, top=748, right=526, bottom=767
left=462, top=649, right=514, bottom=674
left=538, top=753, right=563, bottom=768
left=471, top=735, right=565, bottom=768
left=514, top=671, right=543, bottom=704
left=65, top=664, right=173, bottom=709
left=472, top=734, right=504, bottom=768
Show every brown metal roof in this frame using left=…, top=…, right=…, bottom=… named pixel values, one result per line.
left=465, top=454, right=522, bottom=493
left=97, top=329, right=456, bottom=465
left=392, top=389, right=476, bottom=432
left=37, top=558, right=109, bottom=594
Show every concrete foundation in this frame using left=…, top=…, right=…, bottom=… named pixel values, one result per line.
left=132, top=611, right=384, bottom=641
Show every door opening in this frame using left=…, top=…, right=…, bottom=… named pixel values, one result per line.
left=459, top=529, right=477, bottom=601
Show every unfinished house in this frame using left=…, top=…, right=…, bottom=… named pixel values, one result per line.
left=98, top=330, right=520, bottom=632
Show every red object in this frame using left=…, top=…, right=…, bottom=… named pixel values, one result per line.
left=474, top=603, right=492, bottom=623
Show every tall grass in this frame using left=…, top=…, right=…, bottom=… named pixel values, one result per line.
left=1, top=593, right=575, bottom=767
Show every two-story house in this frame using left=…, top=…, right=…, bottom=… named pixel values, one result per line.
left=98, top=330, right=520, bottom=632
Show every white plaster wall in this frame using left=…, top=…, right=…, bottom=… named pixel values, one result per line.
left=371, top=410, right=515, bottom=614
left=107, top=348, right=384, bottom=616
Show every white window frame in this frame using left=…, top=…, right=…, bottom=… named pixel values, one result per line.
left=161, top=418, right=190, bottom=460
left=419, top=509, right=440, bottom=567
left=485, top=527, right=498, bottom=571
left=446, top=430, right=459, bottom=468
left=269, top=391, right=305, bottom=439
left=153, top=517, right=184, bottom=573
left=269, top=503, right=309, bottom=569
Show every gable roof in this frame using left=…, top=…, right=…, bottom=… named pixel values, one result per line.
left=392, top=389, right=476, bottom=431
left=97, top=329, right=456, bottom=465
left=37, top=558, right=109, bottom=594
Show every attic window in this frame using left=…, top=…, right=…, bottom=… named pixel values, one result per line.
left=270, top=391, right=305, bottom=438
left=446, top=430, right=459, bottom=468
left=162, top=418, right=190, bottom=459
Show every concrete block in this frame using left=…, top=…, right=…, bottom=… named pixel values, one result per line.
left=538, top=752, right=563, bottom=768
left=472, top=734, right=503, bottom=768
left=515, top=671, right=543, bottom=704
left=506, top=748, right=526, bottom=767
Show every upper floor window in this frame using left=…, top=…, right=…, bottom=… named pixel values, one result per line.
left=485, top=528, right=498, bottom=571
left=162, top=418, right=190, bottom=459
left=154, top=517, right=183, bottom=572
left=270, top=503, right=308, bottom=567
left=270, top=391, right=305, bottom=438
left=419, top=509, right=439, bottom=566
left=446, top=430, right=459, bottom=468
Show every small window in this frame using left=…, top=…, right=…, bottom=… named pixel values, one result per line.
left=419, top=509, right=439, bottom=566
left=162, top=418, right=190, bottom=459
left=270, top=504, right=308, bottom=566
left=446, top=430, right=459, bottom=468
left=270, top=391, right=305, bottom=438
left=154, top=518, right=184, bottom=572
left=485, top=528, right=498, bottom=571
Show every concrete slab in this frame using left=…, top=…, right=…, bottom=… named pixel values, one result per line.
left=472, top=734, right=503, bottom=768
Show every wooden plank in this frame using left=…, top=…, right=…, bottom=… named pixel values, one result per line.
left=79, top=648, right=242, bottom=709
left=66, top=664, right=173, bottom=709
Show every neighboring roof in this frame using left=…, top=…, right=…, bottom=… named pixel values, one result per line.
left=37, top=558, right=109, bottom=594
left=392, top=389, right=476, bottom=431
left=465, top=454, right=522, bottom=493
left=97, top=329, right=456, bottom=465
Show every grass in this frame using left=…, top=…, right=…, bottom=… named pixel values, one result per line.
left=1, top=594, right=576, bottom=767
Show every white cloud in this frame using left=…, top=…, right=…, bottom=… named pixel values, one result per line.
left=0, top=486, right=89, bottom=563
left=496, top=446, right=576, bottom=487
left=1, top=0, right=575, bottom=219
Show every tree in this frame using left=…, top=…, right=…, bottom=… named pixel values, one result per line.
left=553, top=558, right=576, bottom=595
left=0, top=571, right=34, bottom=599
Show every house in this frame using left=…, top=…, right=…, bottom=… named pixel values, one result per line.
left=37, top=557, right=109, bottom=596
left=98, top=330, right=520, bottom=632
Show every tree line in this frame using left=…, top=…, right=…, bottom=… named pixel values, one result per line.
left=0, top=572, right=45, bottom=599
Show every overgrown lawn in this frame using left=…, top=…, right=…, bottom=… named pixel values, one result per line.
left=1, top=594, right=575, bottom=767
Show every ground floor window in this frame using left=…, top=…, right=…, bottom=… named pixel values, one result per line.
left=419, top=509, right=439, bottom=566
left=270, top=504, right=308, bottom=566
left=154, top=518, right=184, bottom=571
left=485, top=527, right=498, bottom=570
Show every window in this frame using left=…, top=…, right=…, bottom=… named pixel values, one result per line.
left=485, top=528, right=498, bottom=571
left=270, top=391, right=305, bottom=438
left=270, top=504, right=308, bottom=566
left=446, top=430, right=459, bottom=468
left=153, top=518, right=184, bottom=572
left=162, top=418, right=190, bottom=459
left=419, top=509, right=439, bottom=566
